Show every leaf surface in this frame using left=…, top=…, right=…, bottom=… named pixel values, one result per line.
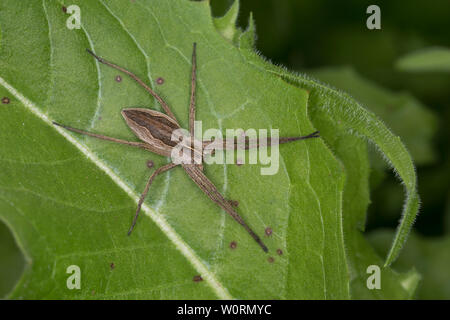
left=236, top=45, right=420, bottom=268
left=0, top=0, right=350, bottom=299
left=238, top=21, right=420, bottom=297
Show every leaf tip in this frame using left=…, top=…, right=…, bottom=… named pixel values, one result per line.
left=213, top=0, right=240, bottom=42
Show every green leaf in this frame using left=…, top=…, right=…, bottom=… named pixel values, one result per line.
left=309, top=67, right=438, bottom=166
left=369, top=230, right=450, bottom=299
left=237, top=48, right=420, bottom=268
left=313, top=129, right=419, bottom=299
left=213, top=0, right=240, bottom=43
left=0, top=0, right=352, bottom=299
left=396, top=47, right=450, bottom=72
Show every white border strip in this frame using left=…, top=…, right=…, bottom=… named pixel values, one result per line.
left=0, top=75, right=232, bottom=300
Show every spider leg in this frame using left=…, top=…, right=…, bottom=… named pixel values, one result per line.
left=86, top=49, right=179, bottom=124
left=53, top=122, right=150, bottom=150
left=182, top=164, right=268, bottom=252
left=128, top=162, right=178, bottom=235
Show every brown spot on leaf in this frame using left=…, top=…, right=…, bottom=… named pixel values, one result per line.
left=268, top=257, right=275, bottom=263
left=230, top=241, right=237, bottom=249
left=2, top=97, right=10, bottom=104
left=156, top=77, right=164, bottom=85
left=193, top=275, right=203, bottom=282
left=110, top=262, right=115, bottom=270
left=62, top=6, right=67, bottom=13
left=265, top=227, right=273, bottom=236
left=147, top=160, right=154, bottom=169
left=276, top=249, right=283, bottom=256
left=228, top=200, right=239, bottom=207
left=115, top=75, right=122, bottom=82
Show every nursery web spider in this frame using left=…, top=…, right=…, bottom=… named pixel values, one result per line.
left=53, top=43, right=319, bottom=252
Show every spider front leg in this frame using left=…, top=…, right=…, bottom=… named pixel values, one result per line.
left=201, top=131, right=320, bottom=151
left=187, top=43, right=205, bottom=171
left=86, top=49, right=179, bottom=124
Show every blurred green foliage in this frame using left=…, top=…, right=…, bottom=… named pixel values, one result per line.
left=396, top=47, right=450, bottom=72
